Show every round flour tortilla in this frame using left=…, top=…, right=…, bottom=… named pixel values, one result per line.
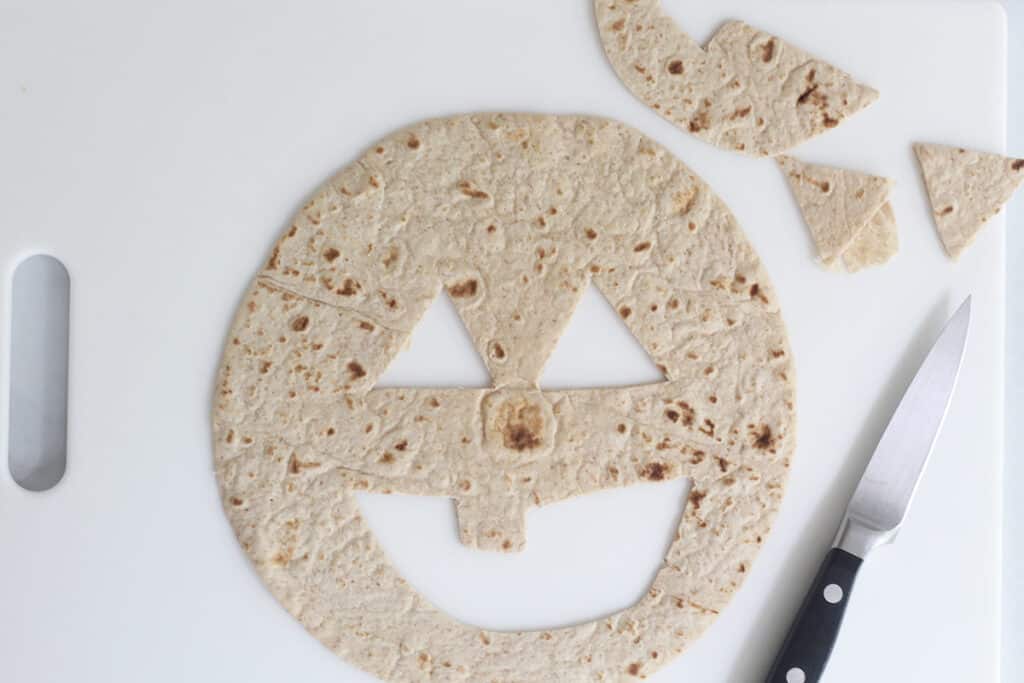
left=214, top=114, right=796, bottom=681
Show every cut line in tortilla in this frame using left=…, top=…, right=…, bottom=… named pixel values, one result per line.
left=777, top=155, right=895, bottom=270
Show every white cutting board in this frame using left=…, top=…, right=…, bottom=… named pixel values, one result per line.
left=0, top=1, right=1006, bottom=681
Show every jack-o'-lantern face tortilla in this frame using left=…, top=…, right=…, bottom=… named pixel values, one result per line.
left=214, top=114, right=795, bottom=681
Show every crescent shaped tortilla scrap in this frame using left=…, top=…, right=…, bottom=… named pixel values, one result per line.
left=777, top=155, right=895, bottom=269
left=594, top=0, right=878, bottom=156
left=914, top=143, right=1024, bottom=259
left=215, top=114, right=796, bottom=681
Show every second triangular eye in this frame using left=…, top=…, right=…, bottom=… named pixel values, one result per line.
left=375, top=290, right=491, bottom=388
left=539, top=284, right=665, bottom=390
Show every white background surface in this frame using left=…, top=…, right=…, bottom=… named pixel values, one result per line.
left=0, top=1, right=1011, bottom=681
left=1003, top=1, right=1021, bottom=681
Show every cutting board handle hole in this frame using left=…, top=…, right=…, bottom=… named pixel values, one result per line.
left=8, top=254, right=70, bottom=492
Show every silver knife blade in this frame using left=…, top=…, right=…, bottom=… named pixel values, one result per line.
left=835, top=296, right=971, bottom=558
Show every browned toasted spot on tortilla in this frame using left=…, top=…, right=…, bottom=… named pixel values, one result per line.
left=287, top=453, right=321, bottom=474
left=347, top=361, right=366, bottom=379
left=457, top=180, right=489, bottom=200
left=379, top=452, right=395, bottom=464
left=689, top=109, right=710, bottom=133
left=495, top=401, right=544, bottom=451
left=668, top=59, right=683, bottom=75
left=338, top=278, right=359, bottom=296
left=617, top=423, right=627, bottom=434
left=939, top=205, right=954, bottom=216
left=628, top=662, right=642, bottom=676
left=612, top=18, right=625, bottom=31
left=619, top=306, right=632, bottom=318
left=358, top=321, right=374, bottom=331
left=668, top=297, right=680, bottom=310
left=665, top=409, right=680, bottom=423
left=633, top=241, right=651, bottom=252
left=448, top=279, right=478, bottom=297
left=761, top=39, right=776, bottom=62
left=750, top=424, right=777, bottom=450
left=492, top=343, right=505, bottom=359
left=291, top=316, right=309, bottom=332
left=676, top=401, right=695, bottom=427
left=585, top=228, right=598, bottom=240
left=230, top=497, right=243, bottom=506
left=797, top=84, right=818, bottom=105
left=394, top=440, right=408, bottom=451
left=823, top=114, right=839, bottom=128
left=486, top=224, right=496, bottom=233
left=259, top=360, right=271, bottom=374
left=640, top=462, right=668, bottom=481
left=407, top=135, right=420, bottom=149
left=323, top=247, right=340, bottom=262
left=717, top=456, right=729, bottom=473
left=688, top=489, right=706, bottom=509
left=730, top=106, right=752, bottom=120
left=1013, top=159, right=1024, bottom=171
left=771, top=349, right=785, bottom=358
left=501, top=539, right=512, bottom=550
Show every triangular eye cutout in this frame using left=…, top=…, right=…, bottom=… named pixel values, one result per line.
left=375, top=290, right=491, bottom=388
left=539, top=284, right=665, bottom=390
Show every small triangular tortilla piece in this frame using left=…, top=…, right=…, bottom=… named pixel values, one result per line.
left=842, top=202, right=899, bottom=272
left=914, top=143, right=1024, bottom=259
left=595, top=0, right=878, bottom=156
left=777, top=155, right=893, bottom=266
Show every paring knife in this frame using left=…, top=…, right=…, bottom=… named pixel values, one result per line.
left=765, top=297, right=972, bottom=683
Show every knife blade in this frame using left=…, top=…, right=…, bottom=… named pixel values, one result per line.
left=765, top=296, right=972, bottom=683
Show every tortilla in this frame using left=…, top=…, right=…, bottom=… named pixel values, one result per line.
left=594, top=0, right=878, bottom=156
left=214, top=114, right=795, bottom=681
left=776, top=155, right=893, bottom=268
left=842, top=202, right=898, bottom=272
left=914, top=143, right=1024, bottom=259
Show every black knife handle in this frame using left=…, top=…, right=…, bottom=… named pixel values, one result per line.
left=765, top=548, right=862, bottom=683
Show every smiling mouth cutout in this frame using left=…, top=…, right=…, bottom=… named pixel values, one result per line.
left=214, top=113, right=795, bottom=681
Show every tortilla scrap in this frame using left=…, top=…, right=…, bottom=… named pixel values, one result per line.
left=595, top=0, right=878, bottom=156
left=914, top=142, right=1024, bottom=259
left=842, top=202, right=898, bottom=272
left=214, top=114, right=796, bottom=681
left=777, top=155, right=895, bottom=270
